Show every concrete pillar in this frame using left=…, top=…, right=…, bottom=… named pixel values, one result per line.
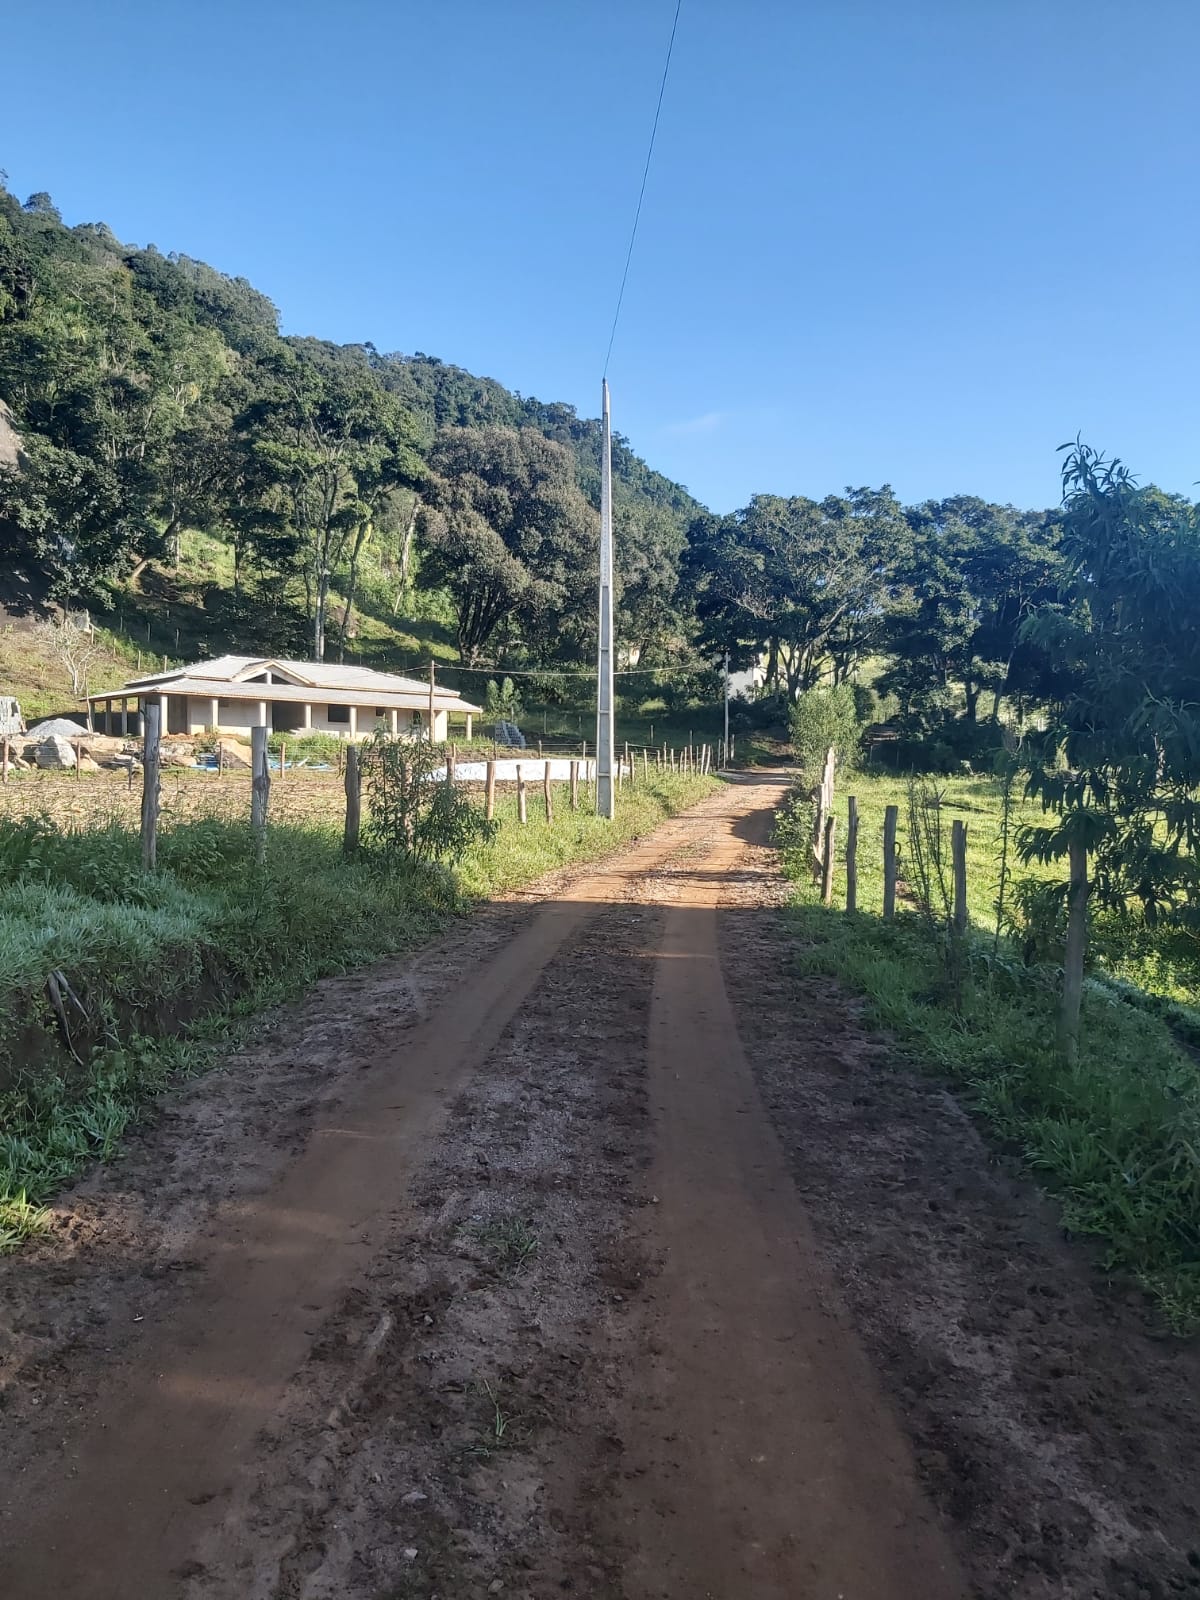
left=348, top=704, right=358, bottom=740
left=120, top=699, right=129, bottom=737
left=210, top=697, right=219, bottom=732
left=258, top=700, right=268, bottom=730
left=303, top=702, right=312, bottom=730
left=466, top=713, right=473, bottom=741
left=161, top=692, right=170, bottom=735
left=389, top=708, right=398, bottom=736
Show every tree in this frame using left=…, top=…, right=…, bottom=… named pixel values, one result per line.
left=417, top=426, right=596, bottom=665
left=33, top=610, right=103, bottom=698
left=880, top=498, right=1063, bottom=732
left=1018, top=443, right=1200, bottom=1051
left=686, top=488, right=908, bottom=695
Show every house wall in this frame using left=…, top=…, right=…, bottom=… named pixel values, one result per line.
left=172, top=696, right=449, bottom=742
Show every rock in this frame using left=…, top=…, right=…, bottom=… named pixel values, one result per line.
left=33, top=735, right=85, bottom=770
left=215, top=743, right=252, bottom=770
left=159, top=740, right=197, bottom=769
left=400, top=1490, right=427, bottom=1506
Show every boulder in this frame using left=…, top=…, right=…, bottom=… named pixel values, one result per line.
left=33, top=735, right=84, bottom=770
left=215, top=742, right=252, bottom=770
left=159, top=740, right=197, bottom=768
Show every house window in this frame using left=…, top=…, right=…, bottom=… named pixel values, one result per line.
left=328, top=705, right=350, bottom=724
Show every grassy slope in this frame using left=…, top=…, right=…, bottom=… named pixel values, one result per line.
left=780, top=768, right=1200, bottom=1330
left=0, top=770, right=715, bottom=1245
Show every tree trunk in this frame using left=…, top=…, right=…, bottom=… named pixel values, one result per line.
left=338, top=520, right=371, bottom=664
left=394, top=496, right=419, bottom=613
left=1059, top=838, right=1089, bottom=1064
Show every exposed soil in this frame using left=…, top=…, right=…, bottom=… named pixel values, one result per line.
left=1, top=773, right=1197, bottom=1598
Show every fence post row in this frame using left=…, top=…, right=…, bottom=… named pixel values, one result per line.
left=251, top=724, right=271, bottom=865
left=882, top=803, right=898, bottom=920
left=140, top=700, right=162, bottom=872
left=343, top=744, right=361, bottom=857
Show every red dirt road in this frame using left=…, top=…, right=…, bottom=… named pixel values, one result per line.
left=2, top=774, right=1195, bottom=1597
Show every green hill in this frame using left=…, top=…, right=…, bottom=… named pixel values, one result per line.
left=0, top=180, right=706, bottom=719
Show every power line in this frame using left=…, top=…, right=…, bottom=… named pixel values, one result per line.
left=417, top=661, right=715, bottom=679
left=602, top=0, right=684, bottom=378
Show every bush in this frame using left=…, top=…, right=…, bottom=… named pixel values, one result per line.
left=790, top=683, right=862, bottom=784
left=360, top=733, right=497, bottom=865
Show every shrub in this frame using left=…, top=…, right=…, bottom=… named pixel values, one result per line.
left=790, top=683, right=862, bottom=784
left=360, top=733, right=496, bottom=865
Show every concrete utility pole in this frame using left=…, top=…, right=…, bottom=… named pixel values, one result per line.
left=595, top=379, right=615, bottom=818
left=428, top=659, right=436, bottom=742
left=723, top=650, right=730, bottom=762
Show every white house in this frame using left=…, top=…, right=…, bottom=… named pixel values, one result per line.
left=86, top=656, right=482, bottom=742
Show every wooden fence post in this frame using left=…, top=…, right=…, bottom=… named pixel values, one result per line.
left=951, top=819, right=968, bottom=934
left=140, top=701, right=161, bottom=872
left=846, top=796, right=859, bottom=914
left=343, top=744, right=361, bottom=857
left=543, top=760, right=553, bottom=824
left=517, top=762, right=527, bottom=825
left=883, top=803, right=898, bottom=920
left=2, top=735, right=9, bottom=784
left=278, top=738, right=286, bottom=783
left=485, top=758, right=496, bottom=822
left=1060, top=839, right=1089, bottom=1064
left=821, top=815, right=837, bottom=906
left=217, top=741, right=225, bottom=777
left=251, top=724, right=271, bottom=865
left=446, top=747, right=456, bottom=787
left=74, top=736, right=83, bottom=779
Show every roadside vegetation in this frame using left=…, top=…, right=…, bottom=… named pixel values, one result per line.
left=0, top=767, right=713, bottom=1247
left=779, top=446, right=1200, bottom=1330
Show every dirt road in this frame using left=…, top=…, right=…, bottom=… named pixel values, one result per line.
left=2, top=774, right=1196, bottom=1598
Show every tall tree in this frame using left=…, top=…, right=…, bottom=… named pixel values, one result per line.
left=417, top=426, right=596, bottom=665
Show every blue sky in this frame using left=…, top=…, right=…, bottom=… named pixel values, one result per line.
left=2, top=1, right=1198, bottom=514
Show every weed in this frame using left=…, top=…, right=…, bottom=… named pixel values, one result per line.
left=465, top=1379, right=517, bottom=1459
left=471, top=1216, right=540, bottom=1272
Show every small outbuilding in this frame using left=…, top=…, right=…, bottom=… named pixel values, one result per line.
left=86, top=656, right=481, bottom=742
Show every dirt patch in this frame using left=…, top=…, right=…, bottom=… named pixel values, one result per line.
left=724, top=838, right=1200, bottom=1599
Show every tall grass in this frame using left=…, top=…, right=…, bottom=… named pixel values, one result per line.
left=0, top=771, right=714, bottom=1242
left=781, top=770, right=1200, bottom=1330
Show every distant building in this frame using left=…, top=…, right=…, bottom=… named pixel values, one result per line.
left=86, top=655, right=481, bottom=742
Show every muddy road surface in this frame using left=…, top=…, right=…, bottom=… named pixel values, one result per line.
left=2, top=774, right=1196, bottom=1599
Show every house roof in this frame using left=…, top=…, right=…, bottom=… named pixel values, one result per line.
left=88, top=656, right=481, bottom=714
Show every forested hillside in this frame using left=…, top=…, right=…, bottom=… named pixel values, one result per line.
left=0, top=178, right=701, bottom=690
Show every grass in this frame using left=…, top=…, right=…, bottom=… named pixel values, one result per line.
left=781, top=766, right=1200, bottom=1331
left=470, top=1215, right=540, bottom=1272
left=0, top=769, right=714, bottom=1243
left=465, top=1379, right=517, bottom=1459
